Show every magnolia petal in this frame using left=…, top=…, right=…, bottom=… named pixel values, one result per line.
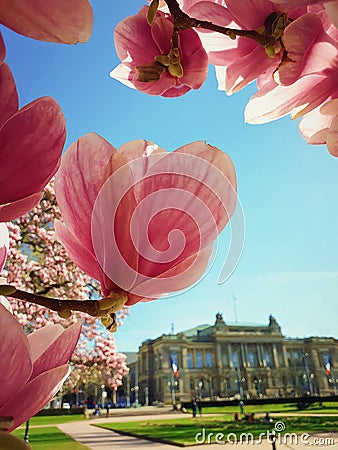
left=114, top=6, right=160, bottom=66
left=326, top=1, right=338, bottom=30
left=151, top=15, right=173, bottom=55
left=225, top=0, right=275, bottom=29
left=0, top=32, right=5, bottom=65
left=178, top=28, right=208, bottom=90
left=55, top=133, right=116, bottom=256
left=0, top=63, right=18, bottom=128
left=186, top=1, right=239, bottom=58
left=132, top=72, right=177, bottom=96
left=209, top=38, right=255, bottom=67
left=30, top=322, right=81, bottom=379
left=93, top=141, right=167, bottom=291
left=0, top=0, right=93, bottom=44
left=0, top=304, right=32, bottom=409
left=174, top=141, right=237, bottom=230
left=0, top=223, right=8, bottom=273
left=0, top=365, right=70, bottom=431
left=0, top=295, right=12, bottom=312
left=320, top=98, right=338, bottom=115
left=0, top=192, right=42, bottom=222
left=128, top=245, right=213, bottom=301
left=0, top=431, right=31, bottom=450
left=27, top=324, right=65, bottom=364
left=110, top=64, right=136, bottom=90
left=270, top=0, right=322, bottom=5
left=0, top=97, right=65, bottom=204
left=245, top=75, right=328, bottom=124
left=327, top=116, right=338, bottom=156
left=280, top=13, right=322, bottom=86
left=298, top=106, right=332, bottom=143
left=226, top=46, right=279, bottom=94
left=55, top=220, right=115, bottom=296
left=187, top=2, right=234, bottom=27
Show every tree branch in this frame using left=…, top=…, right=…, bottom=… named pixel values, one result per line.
left=163, top=0, right=277, bottom=47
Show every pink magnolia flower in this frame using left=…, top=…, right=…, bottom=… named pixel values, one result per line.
left=0, top=304, right=81, bottom=431
left=0, top=0, right=93, bottom=44
left=271, top=0, right=338, bottom=29
left=0, top=52, right=66, bottom=222
left=55, top=133, right=237, bottom=307
left=185, top=0, right=307, bottom=94
left=299, top=99, right=338, bottom=156
left=245, top=14, right=338, bottom=124
left=111, top=6, right=208, bottom=97
left=0, top=223, right=9, bottom=273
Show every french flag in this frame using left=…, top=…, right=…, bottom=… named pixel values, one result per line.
left=170, top=356, right=179, bottom=377
left=325, top=357, right=332, bottom=376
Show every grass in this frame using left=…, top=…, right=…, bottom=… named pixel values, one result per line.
left=96, top=415, right=338, bottom=446
left=187, top=401, right=338, bottom=415
left=23, top=414, right=86, bottom=426
left=13, top=426, right=89, bottom=450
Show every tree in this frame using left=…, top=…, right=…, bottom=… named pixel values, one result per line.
left=2, top=180, right=129, bottom=391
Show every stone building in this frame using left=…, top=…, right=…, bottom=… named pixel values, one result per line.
left=127, top=313, right=338, bottom=404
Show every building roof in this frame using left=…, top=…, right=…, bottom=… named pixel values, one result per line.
left=122, top=351, right=138, bottom=364
left=181, top=324, right=211, bottom=337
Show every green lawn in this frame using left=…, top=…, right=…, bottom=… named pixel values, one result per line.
left=25, top=414, right=86, bottom=426
left=187, top=401, right=338, bottom=415
left=13, top=426, right=89, bottom=450
left=96, top=416, right=338, bottom=446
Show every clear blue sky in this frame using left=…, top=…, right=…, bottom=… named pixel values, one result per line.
left=3, top=0, right=338, bottom=351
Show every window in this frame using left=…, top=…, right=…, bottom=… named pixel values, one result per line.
left=263, top=351, right=271, bottom=367
left=293, top=351, right=299, bottom=361
left=232, top=350, right=239, bottom=368
left=196, top=352, right=203, bottom=368
left=286, top=351, right=292, bottom=366
left=187, top=352, right=193, bottom=369
left=205, top=352, right=212, bottom=368
left=248, top=351, right=257, bottom=367
left=221, top=346, right=228, bottom=367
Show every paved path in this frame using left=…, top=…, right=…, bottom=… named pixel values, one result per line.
left=57, top=411, right=338, bottom=450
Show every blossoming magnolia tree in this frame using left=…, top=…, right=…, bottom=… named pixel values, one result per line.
left=2, top=182, right=129, bottom=393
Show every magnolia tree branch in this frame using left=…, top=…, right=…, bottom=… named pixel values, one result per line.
left=1, top=285, right=127, bottom=332
left=163, top=0, right=277, bottom=47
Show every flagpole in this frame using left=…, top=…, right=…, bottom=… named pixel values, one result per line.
left=171, top=373, right=176, bottom=406
left=232, top=294, right=238, bottom=323
left=331, top=367, right=337, bottom=395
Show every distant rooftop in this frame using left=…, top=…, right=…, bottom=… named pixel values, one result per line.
left=122, top=351, right=138, bottom=364
left=181, top=324, right=211, bottom=337
left=181, top=319, right=269, bottom=337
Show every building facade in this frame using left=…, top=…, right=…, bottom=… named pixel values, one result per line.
left=128, top=314, right=338, bottom=405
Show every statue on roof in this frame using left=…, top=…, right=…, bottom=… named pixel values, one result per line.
left=214, top=312, right=228, bottom=331
left=269, top=314, right=281, bottom=332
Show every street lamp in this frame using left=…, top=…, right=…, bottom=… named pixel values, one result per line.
left=168, top=379, right=178, bottom=405
left=198, top=381, right=203, bottom=397
left=302, top=353, right=314, bottom=396
left=131, top=385, right=139, bottom=407
left=101, top=384, right=107, bottom=407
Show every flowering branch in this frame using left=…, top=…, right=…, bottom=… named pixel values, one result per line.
left=2, top=285, right=127, bottom=332
left=163, top=0, right=278, bottom=48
